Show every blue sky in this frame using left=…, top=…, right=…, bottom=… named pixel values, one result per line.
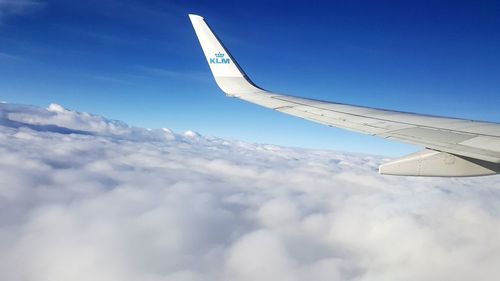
left=1, top=0, right=499, bottom=156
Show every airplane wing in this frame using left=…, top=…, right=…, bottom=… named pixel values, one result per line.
left=188, top=14, right=500, bottom=177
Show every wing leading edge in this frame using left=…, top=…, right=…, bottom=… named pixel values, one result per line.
left=189, top=14, right=500, bottom=177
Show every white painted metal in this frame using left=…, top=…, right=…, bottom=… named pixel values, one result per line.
left=379, top=149, right=500, bottom=177
left=189, top=14, right=500, bottom=177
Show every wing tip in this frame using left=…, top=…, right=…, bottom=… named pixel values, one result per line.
left=188, top=14, right=204, bottom=20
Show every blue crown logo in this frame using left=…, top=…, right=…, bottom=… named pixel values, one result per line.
left=210, top=52, right=230, bottom=64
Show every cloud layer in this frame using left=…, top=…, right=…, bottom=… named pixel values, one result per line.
left=0, top=103, right=499, bottom=281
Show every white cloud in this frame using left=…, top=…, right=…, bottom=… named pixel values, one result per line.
left=0, top=102, right=499, bottom=281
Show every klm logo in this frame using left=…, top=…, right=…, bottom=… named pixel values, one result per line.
left=210, top=52, right=230, bottom=64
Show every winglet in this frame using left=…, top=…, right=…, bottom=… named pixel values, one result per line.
left=188, top=14, right=264, bottom=95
